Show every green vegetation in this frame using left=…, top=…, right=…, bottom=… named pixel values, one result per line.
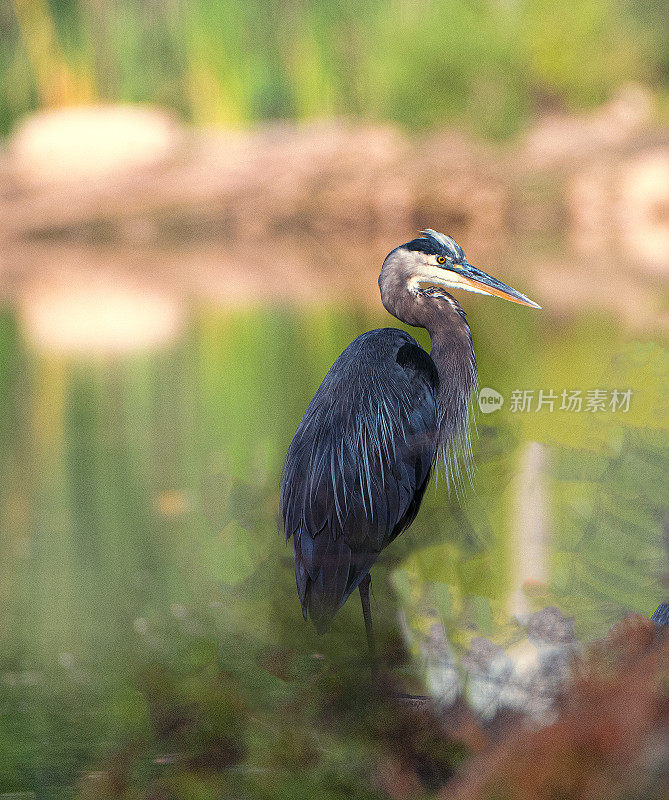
left=1, top=0, right=666, bottom=138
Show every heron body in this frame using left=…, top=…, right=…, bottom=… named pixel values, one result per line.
left=280, top=230, right=539, bottom=639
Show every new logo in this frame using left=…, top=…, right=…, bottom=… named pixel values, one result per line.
left=478, top=387, right=504, bottom=414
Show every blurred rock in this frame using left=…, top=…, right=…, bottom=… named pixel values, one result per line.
left=19, top=269, right=184, bottom=353
left=461, top=637, right=506, bottom=671
left=398, top=131, right=509, bottom=252
left=617, top=149, right=669, bottom=274
left=526, top=606, right=576, bottom=645
left=462, top=608, right=580, bottom=722
left=519, top=84, right=654, bottom=171
left=568, top=147, right=669, bottom=275
left=423, top=622, right=462, bottom=706
left=8, top=104, right=183, bottom=184
left=0, top=113, right=506, bottom=253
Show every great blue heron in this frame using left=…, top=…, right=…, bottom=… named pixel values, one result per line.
left=280, top=230, right=539, bottom=653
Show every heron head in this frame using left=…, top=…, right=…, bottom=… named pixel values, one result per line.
left=379, top=230, right=540, bottom=318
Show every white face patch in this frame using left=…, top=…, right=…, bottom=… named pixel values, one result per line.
left=408, top=270, right=490, bottom=299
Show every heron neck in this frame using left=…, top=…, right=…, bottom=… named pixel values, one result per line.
left=429, top=326, right=476, bottom=389
left=378, top=271, right=477, bottom=396
left=424, top=300, right=477, bottom=438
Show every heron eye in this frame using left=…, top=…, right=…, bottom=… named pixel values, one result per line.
left=436, top=256, right=446, bottom=265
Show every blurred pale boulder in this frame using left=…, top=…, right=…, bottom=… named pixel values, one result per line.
left=8, top=104, right=183, bottom=185
left=568, top=147, right=669, bottom=275
left=1, top=117, right=507, bottom=254
left=617, top=149, right=669, bottom=274
left=519, top=84, right=654, bottom=171
left=20, top=270, right=184, bottom=353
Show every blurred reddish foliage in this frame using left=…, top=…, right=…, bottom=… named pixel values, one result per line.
left=439, top=614, right=668, bottom=800
left=369, top=614, right=667, bottom=800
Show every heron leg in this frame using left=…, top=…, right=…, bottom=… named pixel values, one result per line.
left=359, top=573, right=375, bottom=659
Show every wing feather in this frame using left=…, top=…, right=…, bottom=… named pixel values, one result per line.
left=279, top=329, right=440, bottom=632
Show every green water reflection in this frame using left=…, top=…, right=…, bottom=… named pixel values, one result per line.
left=0, top=300, right=666, bottom=797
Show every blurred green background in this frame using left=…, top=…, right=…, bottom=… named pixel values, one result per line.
left=1, top=0, right=668, bottom=137
left=0, top=0, right=668, bottom=798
